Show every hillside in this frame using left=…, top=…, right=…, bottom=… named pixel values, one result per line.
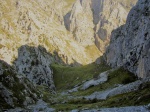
left=0, top=0, right=150, bottom=111
left=0, top=0, right=137, bottom=66
left=0, top=0, right=100, bottom=66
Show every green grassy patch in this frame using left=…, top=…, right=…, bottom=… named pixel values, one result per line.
left=72, top=68, right=137, bottom=96
left=51, top=103, right=83, bottom=112
left=52, top=81, right=150, bottom=111
left=51, top=63, right=111, bottom=91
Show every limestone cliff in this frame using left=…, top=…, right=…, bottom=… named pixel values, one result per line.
left=0, top=0, right=100, bottom=66
left=0, top=0, right=137, bottom=67
left=65, top=0, right=137, bottom=52
left=105, top=0, right=150, bottom=78
left=65, top=0, right=95, bottom=45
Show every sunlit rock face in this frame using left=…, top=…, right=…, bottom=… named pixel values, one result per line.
left=65, top=0, right=137, bottom=53
left=0, top=0, right=101, bottom=66
left=67, top=0, right=95, bottom=45
left=0, top=0, right=137, bottom=66
left=105, top=0, right=150, bottom=78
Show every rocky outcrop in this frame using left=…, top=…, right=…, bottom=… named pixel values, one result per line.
left=14, top=45, right=55, bottom=90
left=85, top=79, right=146, bottom=100
left=105, top=0, right=150, bottom=78
left=65, top=0, right=137, bottom=52
left=81, top=70, right=110, bottom=90
left=0, top=60, right=39, bottom=109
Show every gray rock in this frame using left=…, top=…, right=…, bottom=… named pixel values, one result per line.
left=105, top=0, right=150, bottom=78
left=68, top=86, right=80, bottom=93
left=14, top=45, right=55, bottom=90
left=77, top=105, right=149, bottom=112
left=71, top=109, right=79, bottom=112
left=28, top=99, right=55, bottom=112
left=85, top=79, right=148, bottom=100
left=81, top=70, right=110, bottom=90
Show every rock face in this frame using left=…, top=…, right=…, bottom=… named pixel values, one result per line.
left=0, top=0, right=101, bottom=66
left=65, top=0, right=137, bottom=52
left=0, top=60, right=39, bottom=109
left=14, top=45, right=55, bottom=90
left=66, top=0, right=95, bottom=45
left=105, top=0, right=150, bottom=78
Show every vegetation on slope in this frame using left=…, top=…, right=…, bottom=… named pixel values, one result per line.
left=72, top=67, right=137, bottom=96
left=47, top=62, right=146, bottom=111
left=52, top=83, right=150, bottom=111
left=68, top=82, right=150, bottom=108
left=49, top=67, right=150, bottom=111
left=51, top=62, right=111, bottom=91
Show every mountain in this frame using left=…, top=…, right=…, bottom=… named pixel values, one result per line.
left=0, top=0, right=137, bottom=66
left=0, top=0, right=136, bottom=92
left=105, top=0, right=150, bottom=78
left=0, top=0, right=150, bottom=111
left=0, top=0, right=101, bottom=66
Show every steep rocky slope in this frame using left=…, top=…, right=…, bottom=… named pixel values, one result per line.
left=0, top=0, right=137, bottom=66
left=1, top=0, right=150, bottom=111
left=14, top=45, right=55, bottom=90
left=0, top=0, right=136, bottom=95
left=105, top=0, right=150, bottom=78
left=0, top=0, right=100, bottom=66
left=0, top=60, right=39, bottom=109
left=65, top=0, right=137, bottom=52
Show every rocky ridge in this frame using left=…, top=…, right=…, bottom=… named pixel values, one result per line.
left=105, top=0, right=150, bottom=78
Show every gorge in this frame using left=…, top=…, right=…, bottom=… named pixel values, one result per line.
left=0, top=0, right=150, bottom=111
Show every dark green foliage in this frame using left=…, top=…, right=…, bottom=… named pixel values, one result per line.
left=108, top=67, right=137, bottom=84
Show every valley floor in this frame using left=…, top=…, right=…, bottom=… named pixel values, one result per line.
left=3, top=63, right=150, bottom=112
left=39, top=63, right=150, bottom=112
